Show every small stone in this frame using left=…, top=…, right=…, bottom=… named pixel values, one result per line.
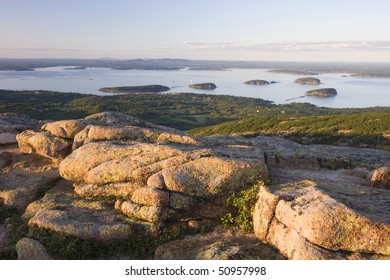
left=117, top=200, right=161, bottom=223
left=131, top=187, right=169, bottom=207
left=16, top=237, right=53, bottom=260
left=368, top=167, right=390, bottom=189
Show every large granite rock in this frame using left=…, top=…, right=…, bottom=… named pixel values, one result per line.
left=0, top=148, right=59, bottom=210
left=17, top=113, right=268, bottom=245
left=251, top=135, right=389, bottom=259
left=253, top=180, right=390, bottom=259
left=250, top=134, right=390, bottom=259
left=250, top=135, right=389, bottom=169
left=6, top=112, right=389, bottom=260
left=59, top=142, right=268, bottom=224
left=16, top=112, right=198, bottom=161
left=24, top=181, right=152, bottom=242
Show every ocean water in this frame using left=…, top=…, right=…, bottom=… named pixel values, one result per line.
left=1, top=67, right=390, bottom=108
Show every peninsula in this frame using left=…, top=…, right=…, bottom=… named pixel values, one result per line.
left=99, top=85, right=170, bottom=94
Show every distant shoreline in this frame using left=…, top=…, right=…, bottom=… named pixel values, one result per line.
left=1, top=58, right=390, bottom=78
left=350, top=73, right=390, bottom=78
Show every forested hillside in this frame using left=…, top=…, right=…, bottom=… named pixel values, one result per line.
left=1, top=89, right=390, bottom=150
left=188, top=113, right=390, bottom=151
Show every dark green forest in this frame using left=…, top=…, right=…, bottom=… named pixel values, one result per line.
left=1, top=89, right=389, bottom=150
left=189, top=112, right=390, bottom=151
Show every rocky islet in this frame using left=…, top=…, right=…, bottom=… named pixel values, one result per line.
left=189, top=83, right=217, bottom=90
left=244, top=80, right=271, bottom=85
left=294, top=77, right=321, bottom=85
left=305, top=88, right=338, bottom=97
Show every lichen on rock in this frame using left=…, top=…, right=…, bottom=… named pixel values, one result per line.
left=3, top=111, right=388, bottom=260
left=253, top=180, right=390, bottom=259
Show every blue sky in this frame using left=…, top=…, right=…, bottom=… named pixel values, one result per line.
left=1, top=0, right=390, bottom=61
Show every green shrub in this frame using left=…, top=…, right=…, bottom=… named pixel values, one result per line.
left=221, top=181, right=264, bottom=233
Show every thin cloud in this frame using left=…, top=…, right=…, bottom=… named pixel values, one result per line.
left=0, top=47, right=133, bottom=58
left=169, top=40, right=390, bottom=52
left=0, top=47, right=84, bottom=52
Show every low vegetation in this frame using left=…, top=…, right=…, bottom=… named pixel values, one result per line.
left=1, top=89, right=390, bottom=149
left=0, top=89, right=273, bottom=130
left=2, top=89, right=390, bottom=132
left=0, top=204, right=28, bottom=259
left=0, top=203, right=209, bottom=260
left=189, top=112, right=390, bottom=151
left=24, top=224, right=206, bottom=260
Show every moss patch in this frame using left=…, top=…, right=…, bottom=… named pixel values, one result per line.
left=24, top=223, right=209, bottom=260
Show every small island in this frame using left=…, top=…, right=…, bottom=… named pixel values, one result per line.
left=294, top=77, right=321, bottom=85
left=189, top=83, right=217, bottom=90
left=305, top=88, right=337, bottom=97
left=99, top=85, right=170, bottom=94
left=244, top=80, right=270, bottom=85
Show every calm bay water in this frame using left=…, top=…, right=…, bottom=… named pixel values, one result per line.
left=1, top=67, right=390, bottom=108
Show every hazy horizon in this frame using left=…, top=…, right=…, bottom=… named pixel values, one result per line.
left=1, top=0, right=390, bottom=62
left=2, top=57, right=390, bottom=65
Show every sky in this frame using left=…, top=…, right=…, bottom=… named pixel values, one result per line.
left=1, top=0, right=390, bottom=62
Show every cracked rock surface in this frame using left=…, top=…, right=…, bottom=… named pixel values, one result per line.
left=0, top=112, right=388, bottom=260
